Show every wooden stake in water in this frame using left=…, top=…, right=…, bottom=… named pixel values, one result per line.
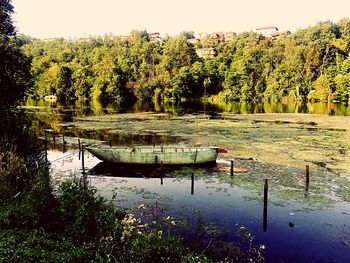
left=78, top=139, right=81, bottom=160
left=305, top=165, right=310, bottom=198
left=44, top=132, right=48, bottom=167
left=110, top=140, right=112, bottom=147
left=81, top=145, right=85, bottom=173
left=191, top=173, right=194, bottom=195
left=230, top=160, right=234, bottom=176
left=263, top=179, right=268, bottom=232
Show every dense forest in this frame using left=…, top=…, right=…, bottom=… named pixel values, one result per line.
left=20, top=19, right=350, bottom=104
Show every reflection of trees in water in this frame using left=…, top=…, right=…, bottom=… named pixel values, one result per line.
left=29, top=108, right=64, bottom=136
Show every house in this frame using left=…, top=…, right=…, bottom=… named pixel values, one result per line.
left=224, top=32, right=237, bottom=41
left=198, top=32, right=210, bottom=41
left=148, top=32, right=163, bottom=43
left=256, top=26, right=279, bottom=38
left=270, top=30, right=291, bottom=38
left=210, top=32, right=224, bottom=43
left=196, top=48, right=216, bottom=59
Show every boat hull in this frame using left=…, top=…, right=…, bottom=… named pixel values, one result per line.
left=86, top=146, right=219, bottom=165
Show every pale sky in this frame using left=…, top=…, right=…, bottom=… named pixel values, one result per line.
left=11, top=0, right=350, bottom=39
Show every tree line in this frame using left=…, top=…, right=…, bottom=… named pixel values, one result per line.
left=21, top=19, right=350, bottom=104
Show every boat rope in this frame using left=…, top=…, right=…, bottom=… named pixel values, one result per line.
left=28, top=153, right=74, bottom=172
left=49, top=153, right=74, bottom=163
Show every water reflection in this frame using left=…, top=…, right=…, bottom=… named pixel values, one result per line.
left=25, top=97, right=350, bottom=262
left=23, top=98, right=350, bottom=117
left=47, top=147, right=350, bottom=263
left=89, top=161, right=217, bottom=179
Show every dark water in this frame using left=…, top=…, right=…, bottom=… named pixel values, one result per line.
left=28, top=99, right=350, bottom=262
left=47, top=148, right=350, bottom=263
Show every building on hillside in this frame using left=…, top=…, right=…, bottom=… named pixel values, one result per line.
left=210, top=32, right=224, bottom=43
left=148, top=32, right=163, bottom=43
left=224, top=32, right=237, bottom=41
left=198, top=32, right=210, bottom=41
left=42, top=37, right=60, bottom=42
left=188, top=38, right=199, bottom=45
left=196, top=47, right=216, bottom=59
left=256, top=26, right=279, bottom=38
left=270, top=30, right=291, bottom=38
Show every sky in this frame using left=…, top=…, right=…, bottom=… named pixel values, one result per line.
left=11, top=0, right=350, bottom=39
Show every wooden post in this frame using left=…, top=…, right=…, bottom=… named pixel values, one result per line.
left=81, top=144, right=87, bottom=188
left=191, top=173, right=194, bottom=195
left=44, top=132, right=48, bottom=168
left=230, top=160, right=234, bottom=176
left=263, top=179, right=268, bottom=232
left=109, top=140, right=112, bottom=147
left=155, top=155, right=158, bottom=164
left=305, top=165, right=310, bottom=184
left=78, top=139, right=81, bottom=160
left=305, top=165, right=310, bottom=198
left=62, top=134, right=65, bottom=153
left=53, top=133, right=56, bottom=147
left=81, top=145, right=85, bottom=173
left=160, top=176, right=163, bottom=185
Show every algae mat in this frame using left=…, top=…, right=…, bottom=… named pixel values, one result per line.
left=73, top=112, right=350, bottom=177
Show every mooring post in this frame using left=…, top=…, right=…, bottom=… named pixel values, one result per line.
left=191, top=173, right=194, bottom=195
left=109, top=140, right=112, bottom=147
left=263, top=179, right=268, bottom=232
left=305, top=165, right=310, bottom=198
left=230, top=160, right=234, bottom=176
left=78, top=139, right=81, bottom=160
left=81, top=145, right=85, bottom=173
left=160, top=176, right=163, bottom=185
left=44, top=132, right=48, bottom=167
left=306, top=165, right=310, bottom=184
left=62, top=134, right=65, bottom=153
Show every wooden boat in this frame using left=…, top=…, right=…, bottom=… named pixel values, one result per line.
left=85, top=145, right=221, bottom=165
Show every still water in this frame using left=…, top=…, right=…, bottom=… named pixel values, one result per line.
left=24, top=98, right=350, bottom=116
left=27, top=100, right=350, bottom=262
left=48, top=148, right=350, bottom=263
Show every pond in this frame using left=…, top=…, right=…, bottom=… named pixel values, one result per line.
left=25, top=100, right=350, bottom=262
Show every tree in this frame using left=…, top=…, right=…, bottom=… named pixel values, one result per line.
left=161, top=36, right=198, bottom=74
left=0, top=0, right=15, bottom=35
left=0, top=1, right=31, bottom=110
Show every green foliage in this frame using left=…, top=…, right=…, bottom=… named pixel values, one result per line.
left=55, top=180, right=116, bottom=243
left=0, top=35, right=31, bottom=109
left=0, top=0, right=15, bottom=36
left=312, top=74, right=333, bottom=101
left=21, top=19, right=350, bottom=103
